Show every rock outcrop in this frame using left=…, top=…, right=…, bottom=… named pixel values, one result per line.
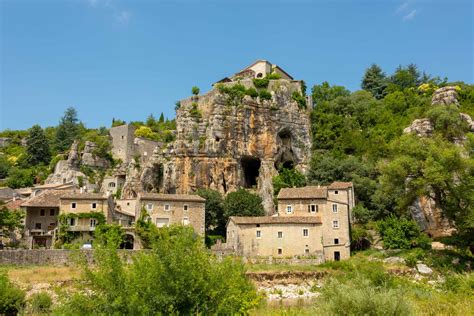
left=81, top=141, right=109, bottom=168
left=123, top=79, right=312, bottom=213
left=404, top=86, right=471, bottom=237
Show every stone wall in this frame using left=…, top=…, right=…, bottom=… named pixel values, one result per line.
left=0, top=249, right=143, bottom=266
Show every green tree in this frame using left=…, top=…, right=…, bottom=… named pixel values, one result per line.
left=195, top=188, right=225, bottom=236
left=111, top=118, right=126, bottom=127
left=0, top=155, right=10, bottom=179
left=6, top=167, right=35, bottom=188
left=272, top=168, right=306, bottom=196
left=389, top=64, right=421, bottom=91
left=26, top=125, right=51, bottom=165
left=55, top=107, right=80, bottom=152
left=56, top=225, right=260, bottom=315
left=311, top=81, right=350, bottom=106
left=361, top=64, right=387, bottom=99
left=158, top=112, right=165, bottom=123
left=223, top=189, right=264, bottom=231
left=192, top=86, right=200, bottom=95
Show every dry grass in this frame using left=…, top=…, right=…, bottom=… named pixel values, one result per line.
left=6, top=266, right=81, bottom=285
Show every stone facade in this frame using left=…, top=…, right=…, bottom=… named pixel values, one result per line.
left=139, top=193, right=205, bottom=236
left=222, top=182, right=354, bottom=261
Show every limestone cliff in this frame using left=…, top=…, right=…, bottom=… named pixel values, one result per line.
left=122, top=78, right=312, bottom=214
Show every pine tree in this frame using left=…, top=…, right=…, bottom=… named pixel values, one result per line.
left=26, top=125, right=51, bottom=165
left=159, top=112, right=165, bottom=123
left=361, top=64, right=387, bottom=99
left=55, top=107, right=79, bottom=152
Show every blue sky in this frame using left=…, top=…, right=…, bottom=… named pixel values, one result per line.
left=1, top=0, right=473, bottom=130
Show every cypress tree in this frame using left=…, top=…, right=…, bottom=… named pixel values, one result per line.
left=361, top=64, right=388, bottom=99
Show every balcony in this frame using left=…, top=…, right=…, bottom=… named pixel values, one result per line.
left=68, top=225, right=96, bottom=232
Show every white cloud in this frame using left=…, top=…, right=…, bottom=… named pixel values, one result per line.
left=82, top=0, right=131, bottom=24
left=403, top=9, right=417, bottom=21
left=115, top=10, right=131, bottom=24
left=396, top=2, right=409, bottom=14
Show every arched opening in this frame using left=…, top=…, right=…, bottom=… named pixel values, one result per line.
left=241, top=156, right=261, bottom=188
left=256, top=73, right=263, bottom=78
left=120, top=234, right=134, bottom=249
left=275, top=129, right=296, bottom=170
left=143, top=163, right=164, bottom=193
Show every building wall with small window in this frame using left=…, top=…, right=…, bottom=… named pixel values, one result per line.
left=59, top=198, right=107, bottom=215
left=139, top=199, right=205, bottom=236
left=24, top=207, right=59, bottom=234
left=277, top=198, right=326, bottom=216
left=226, top=221, right=323, bottom=257
left=321, top=200, right=351, bottom=261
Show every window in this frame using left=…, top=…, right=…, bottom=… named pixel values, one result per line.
left=309, top=205, right=318, bottom=213
left=49, top=209, right=55, bottom=216
left=182, top=217, right=189, bottom=225
left=108, top=182, right=116, bottom=188
left=40, top=209, right=45, bottom=216
left=277, top=231, right=283, bottom=238
left=35, top=223, right=42, bottom=230
left=90, top=219, right=97, bottom=228
left=256, top=224, right=260, bottom=227
left=156, top=218, right=169, bottom=228
left=332, top=204, right=338, bottom=213
left=303, top=229, right=309, bottom=237
left=164, top=204, right=170, bottom=211
left=71, top=202, right=77, bottom=209
left=183, top=205, right=188, bottom=211
left=146, top=203, right=153, bottom=211
left=332, top=220, right=339, bottom=229
left=335, top=190, right=339, bottom=195
left=277, top=248, right=282, bottom=255
left=256, top=230, right=261, bottom=238
left=334, top=238, right=339, bottom=245
left=305, top=248, right=310, bottom=254
left=69, top=218, right=76, bottom=226
left=91, top=202, right=97, bottom=210
left=121, top=135, right=124, bottom=140
left=286, top=205, right=293, bottom=214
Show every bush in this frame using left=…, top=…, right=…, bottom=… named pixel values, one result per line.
left=351, top=226, right=372, bottom=251
left=29, top=291, right=52, bottom=314
left=413, top=233, right=432, bottom=250
left=292, top=91, right=307, bottom=109
left=0, top=272, right=26, bottom=315
left=245, top=87, right=259, bottom=98
left=317, top=276, right=412, bottom=315
left=377, top=215, right=429, bottom=249
left=253, top=77, right=269, bottom=89
left=56, top=225, right=260, bottom=314
left=258, top=89, right=272, bottom=101
left=191, top=86, right=200, bottom=96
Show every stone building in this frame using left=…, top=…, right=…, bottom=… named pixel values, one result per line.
left=223, top=182, right=354, bottom=261
left=138, top=193, right=205, bottom=236
left=225, top=60, right=293, bottom=81
left=21, top=190, right=69, bottom=249
left=109, top=124, right=161, bottom=164
left=129, top=60, right=312, bottom=214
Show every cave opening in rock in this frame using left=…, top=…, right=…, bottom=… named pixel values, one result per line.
left=275, top=129, right=296, bottom=171
left=241, top=156, right=261, bottom=188
left=144, top=163, right=164, bottom=193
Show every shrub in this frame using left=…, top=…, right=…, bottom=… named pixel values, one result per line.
left=376, top=215, right=429, bottom=249
left=191, top=86, right=200, bottom=96
left=317, top=276, right=412, bottom=315
left=0, top=272, right=26, bottom=315
left=56, top=225, right=260, bottom=315
left=253, top=77, right=269, bottom=89
left=258, top=89, right=272, bottom=101
left=353, top=205, right=374, bottom=224
left=351, top=226, right=372, bottom=251
left=292, top=91, right=307, bottom=109
left=29, top=291, right=52, bottom=314
left=266, top=72, right=282, bottom=80
left=413, top=233, right=432, bottom=250
left=245, top=87, right=259, bottom=98
left=190, top=102, right=202, bottom=119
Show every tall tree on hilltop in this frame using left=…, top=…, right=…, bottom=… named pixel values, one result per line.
left=159, top=112, right=165, bottom=123
left=361, top=64, right=387, bottom=99
left=389, top=64, right=421, bottom=90
left=311, top=81, right=350, bottom=106
left=26, top=125, right=50, bottom=165
left=55, top=107, right=80, bottom=152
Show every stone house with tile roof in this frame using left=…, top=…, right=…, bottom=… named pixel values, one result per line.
left=223, top=182, right=354, bottom=261
left=138, top=193, right=205, bottom=236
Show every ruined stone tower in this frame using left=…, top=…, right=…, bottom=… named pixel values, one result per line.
left=124, top=60, right=313, bottom=214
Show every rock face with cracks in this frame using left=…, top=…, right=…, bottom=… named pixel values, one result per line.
left=122, top=79, right=312, bottom=214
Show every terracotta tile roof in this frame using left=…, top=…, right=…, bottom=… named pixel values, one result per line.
left=4, top=199, right=24, bottom=210
left=140, top=193, right=205, bottom=203
left=277, top=186, right=327, bottom=200
left=21, top=190, right=71, bottom=208
left=60, top=193, right=107, bottom=200
left=229, top=216, right=322, bottom=225
left=328, top=182, right=353, bottom=190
